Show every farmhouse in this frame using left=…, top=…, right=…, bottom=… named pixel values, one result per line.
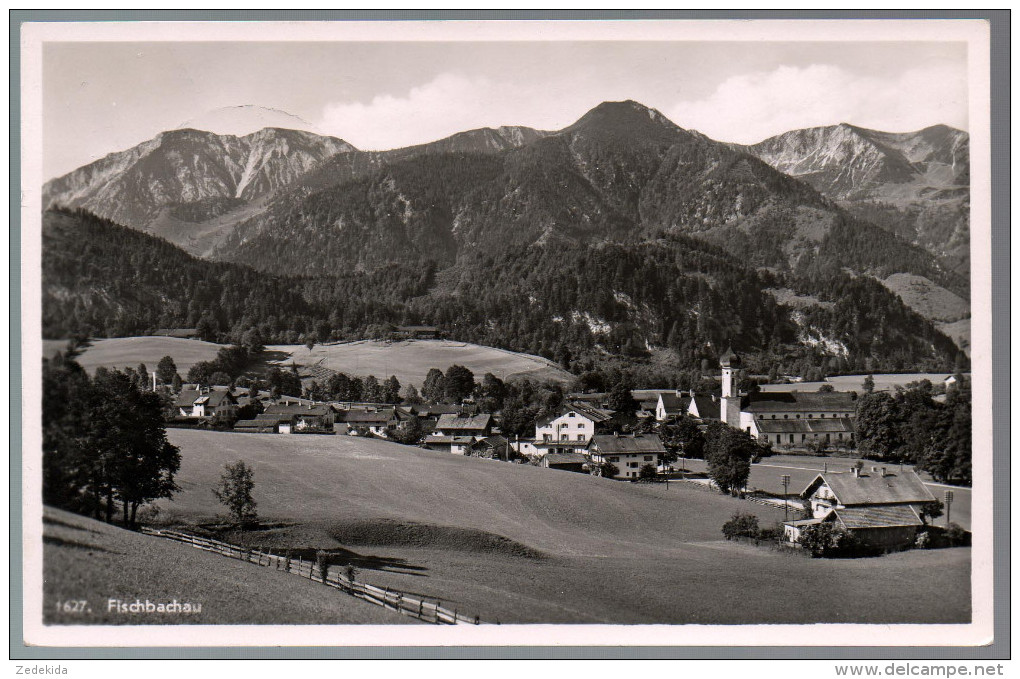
left=390, top=325, right=441, bottom=340
left=472, top=434, right=510, bottom=459
left=423, top=413, right=493, bottom=454
left=784, top=467, right=936, bottom=550
left=433, top=413, right=492, bottom=438
left=588, top=433, right=666, bottom=480
left=340, top=409, right=397, bottom=437
left=656, top=391, right=692, bottom=421
left=174, top=388, right=238, bottom=421
left=687, top=394, right=720, bottom=421
left=541, top=452, right=589, bottom=473
left=517, top=401, right=613, bottom=458
left=263, top=402, right=335, bottom=431
left=152, top=328, right=199, bottom=339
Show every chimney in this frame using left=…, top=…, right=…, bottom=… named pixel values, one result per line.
left=881, top=467, right=887, bottom=477
left=689, top=389, right=695, bottom=398
left=852, top=466, right=859, bottom=478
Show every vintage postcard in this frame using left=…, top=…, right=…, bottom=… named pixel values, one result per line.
left=18, top=17, right=995, bottom=650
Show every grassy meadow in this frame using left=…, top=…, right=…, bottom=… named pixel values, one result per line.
left=42, top=507, right=413, bottom=625
left=266, top=339, right=573, bottom=387
left=42, top=336, right=573, bottom=387
left=143, top=429, right=971, bottom=624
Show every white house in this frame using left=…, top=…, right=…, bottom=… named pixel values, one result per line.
left=174, top=388, right=238, bottom=420
left=656, top=391, right=691, bottom=421
left=517, top=402, right=612, bottom=458
left=587, top=433, right=666, bottom=480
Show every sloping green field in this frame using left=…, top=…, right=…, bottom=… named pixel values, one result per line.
left=42, top=507, right=413, bottom=625
left=266, top=339, right=573, bottom=387
left=42, top=337, right=223, bottom=376
left=151, top=430, right=971, bottom=624
left=42, top=336, right=573, bottom=387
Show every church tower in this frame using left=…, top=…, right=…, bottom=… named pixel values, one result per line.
left=719, top=347, right=742, bottom=427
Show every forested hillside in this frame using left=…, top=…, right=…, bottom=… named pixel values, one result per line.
left=43, top=207, right=967, bottom=378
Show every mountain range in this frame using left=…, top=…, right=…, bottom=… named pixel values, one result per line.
left=42, top=101, right=971, bottom=374
left=739, top=122, right=970, bottom=276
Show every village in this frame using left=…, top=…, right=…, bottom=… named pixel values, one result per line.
left=161, top=340, right=970, bottom=557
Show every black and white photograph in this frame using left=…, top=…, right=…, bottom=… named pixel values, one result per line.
left=18, top=17, right=996, bottom=650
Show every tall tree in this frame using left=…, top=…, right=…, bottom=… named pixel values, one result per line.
left=703, top=421, right=755, bottom=495
left=855, top=392, right=904, bottom=461
left=421, top=368, right=446, bottom=403
left=213, top=460, right=258, bottom=528
left=156, top=355, right=178, bottom=386
left=444, top=364, right=476, bottom=403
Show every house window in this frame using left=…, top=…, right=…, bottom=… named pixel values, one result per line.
left=578, top=423, right=585, bottom=429
left=629, top=462, right=638, bottom=468
left=784, top=414, right=789, bottom=419
left=808, top=414, right=813, bottom=418
left=796, top=414, right=801, bottom=419
left=789, top=434, right=794, bottom=443
left=609, top=456, right=619, bottom=463
left=771, top=415, right=776, bottom=419
left=577, top=435, right=584, bottom=441
left=568, top=412, right=576, bottom=417
left=561, top=434, right=568, bottom=441
left=643, top=455, right=652, bottom=462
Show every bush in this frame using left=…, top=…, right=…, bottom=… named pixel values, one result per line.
left=594, top=461, right=619, bottom=478
left=638, top=463, right=658, bottom=481
left=722, top=513, right=760, bottom=540
left=797, top=522, right=862, bottom=558
left=915, top=531, right=932, bottom=550
left=757, top=521, right=786, bottom=543
left=945, top=523, right=970, bottom=546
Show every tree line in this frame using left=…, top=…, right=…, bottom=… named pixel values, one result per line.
left=43, top=348, right=181, bottom=527
left=854, top=376, right=972, bottom=484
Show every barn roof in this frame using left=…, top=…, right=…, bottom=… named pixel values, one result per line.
left=802, top=470, right=936, bottom=506
left=343, top=409, right=395, bottom=424
left=830, top=505, right=924, bottom=530
left=264, top=402, right=332, bottom=417
left=436, top=413, right=492, bottom=431
left=744, top=391, right=856, bottom=413
left=755, top=418, right=855, bottom=434
left=658, top=392, right=690, bottom=412
left=690, top=394, right=720, bottom=420
left=545, top=452, right=589, bottom=466
left=590, top=434, right=666, bottom=454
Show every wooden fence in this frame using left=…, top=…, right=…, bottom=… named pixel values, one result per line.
left=139, top=527, right=483, bottom=625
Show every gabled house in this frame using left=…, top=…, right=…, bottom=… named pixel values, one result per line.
left=784, top=468, right=937, bottom=550
left=687, top=394, right=720, bottom=421
left=517, top=402, right=613, bottom=458
left=541, top=452, right=589, bottom=473
left=751, top=417, right=855, bottom=448
left=424, top=413, right=493, bottom=454
left=339, top=409, right=397, bottom=437
left=433, top=413, right=492, bottom=438
left=656, top=391, right=692, bottom=421
left=174, top=388, right=238, bottom=421
left=472, top=435, right=510, bottom=459
left=263, top=401, right=335, bottom=432
left=587, top=433, right=666, bottom=480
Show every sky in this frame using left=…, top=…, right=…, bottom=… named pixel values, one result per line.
left=42, top=40, right=968, bottom=180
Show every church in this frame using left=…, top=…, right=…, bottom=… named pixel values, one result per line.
left=717, top=348, right=857, bottom=449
